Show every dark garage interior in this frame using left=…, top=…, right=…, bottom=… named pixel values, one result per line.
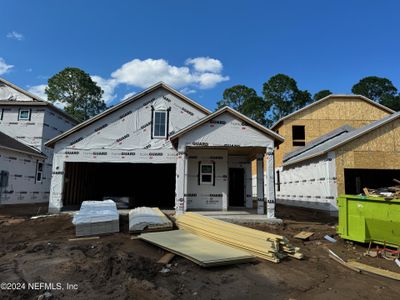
left=62, top=162, right=176, bottom=209
left=344, top=168, right=400, bottom=194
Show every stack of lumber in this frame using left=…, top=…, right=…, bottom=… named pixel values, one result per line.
left=175, top=212, right=303, bottom=263
left=139, top=230, right=255, bottom=267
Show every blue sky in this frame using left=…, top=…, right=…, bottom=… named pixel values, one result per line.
left=1, top=1, right=399, bottom=110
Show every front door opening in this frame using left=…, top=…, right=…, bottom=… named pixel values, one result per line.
left=229, top=168, right=245, bottom=207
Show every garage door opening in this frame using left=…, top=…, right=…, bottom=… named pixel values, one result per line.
left=62, top=162, right=176, bottom=209
left=344, top=168, right=400, bottom=194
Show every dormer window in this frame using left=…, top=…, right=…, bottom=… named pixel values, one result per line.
left=153, top=110, right=167, bottom=138
left=18, top=109, right=31, bottom=121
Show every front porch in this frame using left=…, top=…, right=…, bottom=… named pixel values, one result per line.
left=170, top=106, right=284, bottom=218
left=175, top=145, right=277, bottom=218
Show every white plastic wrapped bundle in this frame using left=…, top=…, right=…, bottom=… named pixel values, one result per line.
left=129, top=207, right=172, bottom=232
left=72, top=199, right=119, bottom=236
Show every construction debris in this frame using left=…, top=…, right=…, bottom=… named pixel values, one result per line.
left=363, top=179, right=400, bottom=199
left=324, top=235, right=337, bottom=243
left=347, top=260, right=400, bottom=281
left=139, top=230, right=255, bottom=267
left=129, top=207, right=172, bottom=232
left=157, top=252, right=175, bottom=265
left=396, top=259, right=400, bottom=268
left=294, top=231, right=314, bottom=240
left=68, top=236, right=100, bottom=242
left=72, top=200, right=119, bottom=237
left=328, top=249, right=400, bottom=281
left=328, top=249, right=360, bottom=272
left=175, top=212, right=303, bottom=263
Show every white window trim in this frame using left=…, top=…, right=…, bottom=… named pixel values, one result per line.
left=18, top=109, right=31, bottom=121
left=36, top=162, right=43, bottom=183
left=200, top=163, right=214, bottom=185
left=152, top=110, right=167, bottom=138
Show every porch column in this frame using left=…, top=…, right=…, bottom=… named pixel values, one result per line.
left=48, top=153, right=65, bottom=213
left=175, top=149, right=187, bottom=214
left=264, top=147, right=276, bottom=219
left=256, top=153, right=265, bottom=214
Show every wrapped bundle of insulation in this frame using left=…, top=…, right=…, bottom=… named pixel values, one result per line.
left=129, top=207, right=172, bottom=232
left=72, top=200, right=119, bottom=236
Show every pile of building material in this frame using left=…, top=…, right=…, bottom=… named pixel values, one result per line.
left=363, top=179, right=400, bottom=199
left=139, top=230, right=255, bottom=267
left=175, top=212, right=303, bottom=263
left=129, top=207, right=173, bottom=232
left=72, top=200, right=119, bottom=237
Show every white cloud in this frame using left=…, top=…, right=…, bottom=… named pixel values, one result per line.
left=91, top=75, right=118, bottom=104
left=29, top=56, right=228, bottom=106
left=27, top=84, right=66, bottom=109
left=121, top=91, right=136, bottom=100
left=185, top=57, right=223, bottom=73
left=0, top=58, right=14, bottom=75
left=180, top=87, right=196, bottom=95
left=6, top=31, right=24, bottom=41
left=111, top=58, right=193, bottom=88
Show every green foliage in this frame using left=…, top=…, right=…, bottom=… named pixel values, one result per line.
left=381, top=95, right=400, bottom=111
left=46, top=67, right=106, bottom=122
left=262, top=74, right=311, bottom=123
left=217, top=85, right=258, bottom=111
left=313, top=90, right=332, bottom=101
left=351, top=76, right=398, bottom=110
left=217, top=85, right=268, bottom=124
left=241, top=95, right=268, bottom=125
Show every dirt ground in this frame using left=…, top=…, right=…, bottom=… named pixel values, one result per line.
left=0, top=204, right=399, bottom=300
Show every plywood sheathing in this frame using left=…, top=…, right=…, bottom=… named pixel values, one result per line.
left=335, top=118, right=400, bottom=194
left=274, top=97, right=392, bottom=167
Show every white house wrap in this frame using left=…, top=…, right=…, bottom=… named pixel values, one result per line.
left=46, top=82, right=284, bottom=217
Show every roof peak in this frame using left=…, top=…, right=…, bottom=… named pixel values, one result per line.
left=271, top=94, right=395, bottom=130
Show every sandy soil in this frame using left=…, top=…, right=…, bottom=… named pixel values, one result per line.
left=0, top=204, right=399, bottom=300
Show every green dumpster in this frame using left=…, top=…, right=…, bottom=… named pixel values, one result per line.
left=337, top=195, right=400, bottom=248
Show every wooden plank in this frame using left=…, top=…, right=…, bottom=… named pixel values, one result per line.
left=347, top=260, right=400, bottom=281
left=363, top=187, right=370, bottom=196
left=294, top=231, right=314, bottom=240
left=68, top=236, right=100, bottom=242
left=157, top=252, right=175, bottom=264
left=139, top=230, right=255, bottom=267
left=328, top=250, right=360, bottom=273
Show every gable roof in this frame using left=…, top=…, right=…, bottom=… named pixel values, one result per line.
left=271, top=94, right=395, bottom=130
left=170, top=106, right=285, bottom=144
left=283, top=111, right=400, bottom=167
left=0, top=131, right=46, bottom=158
left=45, top=82, right=211, bottom=148
left=0, top=77, right=78, bottom=124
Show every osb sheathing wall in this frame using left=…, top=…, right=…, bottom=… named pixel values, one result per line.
left=274, top=97, right=392, bottom=167
left=335, top=118, right=400, bottom=194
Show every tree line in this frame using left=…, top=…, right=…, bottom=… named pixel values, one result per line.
left=218, top=75, right=400, bottom=126
left=44, top=68, right=400, bottom=124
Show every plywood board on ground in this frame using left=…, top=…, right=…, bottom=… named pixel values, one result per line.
left=139, top=230, right=255, bottom=267
left=294, top=231, right=314, bottom=240
left=347, top=261, right=400, bottom=281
